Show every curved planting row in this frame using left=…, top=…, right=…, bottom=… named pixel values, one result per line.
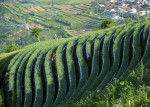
left=88, top=30, right=116, bottom=91
left=120, top=23, right=145, bottom=80
left=99, top=30, right=126, bottom=89
left=0, top=51, right=19, bottom=88
left=4, top=20, right=150, bottom=107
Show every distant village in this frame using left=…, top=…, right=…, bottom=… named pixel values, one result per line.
left=98, top=0, right=150, bottom=21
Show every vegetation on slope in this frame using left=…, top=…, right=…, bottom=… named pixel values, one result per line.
left=66, top=63, right=150, bottom=107
left=0, top=19, right=150, bottom=106
left=54, top=0, right=95, bottom=5
left=0, top=0, right=102, bottom=53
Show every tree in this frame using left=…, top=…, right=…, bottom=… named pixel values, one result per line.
left=98, top=19, right=116, bottom=29
left=0, top=4, right=9, bottom=20
left=49, top=0, right=54, bottom=7
left=52, top=0, right=54, bottom=7
left=5, top=43, right=21, bottom=53
left=31, top=28, right=42, bottom=42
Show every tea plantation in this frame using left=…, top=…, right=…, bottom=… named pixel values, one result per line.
left=0, top=19, right=150, bottom=107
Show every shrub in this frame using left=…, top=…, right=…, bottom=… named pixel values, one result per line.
left=98, top=19, right=116, bottom=29
left=66, top=63, right=150, bottom=107
left=5, top=43, right=21, bottom=53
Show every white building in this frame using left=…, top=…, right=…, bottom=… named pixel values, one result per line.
left=110, top=9, right=116, bottom=12
left=129, top=8, right=137, bottom=14
left=110, top=0, right=117, bottom=3
left=99, top=4, right=105, bottom=7
left=112, top=15, right=123, bottom=22
left=140, top=11, right=146, bottom=16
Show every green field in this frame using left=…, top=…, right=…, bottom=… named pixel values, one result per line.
left=0, top=19, right=150, bottom=106
left=50, top=0, right=94, bottom=5
left=0, top=1, right=101, bottom=53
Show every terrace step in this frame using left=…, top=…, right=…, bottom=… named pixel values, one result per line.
left=24, top=50, right=41, bottom=107
left=16, top=50, right=35, bottom=107
left=61, top=40, right=78, bottom=105
left=76, top=35, right=105, bottom=97
left=71, top=37, right=89, bottom=99
left=33, top=50, right=49, bottom=107
left=52, top=44, right=68, bottom=107
left=0, top=52, right=18, bottom=88
left=115, top=28, right=135, bottom=79
left=98, top=30, right=126, bottom=90
left=9, top=50, right=30, bottom=107
left=120, top=24, right=145, bottom=80
left=43, top=50, right=56, bottom=107
left=88, top=31, right=116, bottom=91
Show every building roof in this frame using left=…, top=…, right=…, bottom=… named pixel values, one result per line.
left=123, top=7, right=131, bottom=11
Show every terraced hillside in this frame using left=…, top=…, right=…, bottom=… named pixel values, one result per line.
left=0, top=19, right=150, bottom=107
left=0, top=1, right=102, bottom=53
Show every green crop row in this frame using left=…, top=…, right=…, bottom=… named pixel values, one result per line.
left=52, top=43, right=68, bottom=107
left=61, top=39, right=78, bottom=105
left=143, top=33, right=150, bottom=68
left=9, top=49, right=32, bottom=107
left=24, top=49, right=41, bottom=107
left=0, top=51, right=19, bottom=87
left=120, top=23, right=145, bottom=80
left=43, top=49, right=56, bottom=107
left=99, top=30, right=126, bottom=90
left=76, top=34, right=105, bottom=97
left=143, top=20, right=150, bottom=39
left=16, top=49, right=36, bottom=106
left=33, top=49, right=49, bottom=107
left=0, top=89, right=4, bottom=107
left=115, top=27, right=135, bottom=79
left=56, top=14, right=92, bottom=25
left=86, top=32, right=99, bottom=57
left=71, top=35, right=90, bottom=99
left=88, top=30, right=116, bottom=91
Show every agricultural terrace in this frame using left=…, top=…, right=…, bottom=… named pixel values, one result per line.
left=0, top=19, right=150, bottom=106
left=53, top=0, right=95, bottom=5
left=55, top=3, right=92, bottom=14
left=0, top=1, right=101, bottom=53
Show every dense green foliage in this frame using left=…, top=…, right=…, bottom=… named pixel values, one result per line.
left=0, top=51, right=19, bottom=87
left=0, top=19, right=150, bottom=107
left=0, top=4, right=9, bottom=20
left=66, top=63, right=150, bottom=107
left=0, top=51, right=20, bottom=107
left=5, top=43, right=21, bottom=53
left=31, top=28, right=43, bottom=42
left=98, top=19, right=116, bottom=29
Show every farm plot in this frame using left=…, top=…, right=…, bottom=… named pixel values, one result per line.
left=55, top=2, right=92, bottom=14
left=53, top=0, right=94, bottom=5
left=55, top=13, right=99, bottom=27
left=82, top=20, right=101, bottom=28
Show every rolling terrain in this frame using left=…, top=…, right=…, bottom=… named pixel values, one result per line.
left=0, top=0, right=102, bottom=53
left=0, top=19, right=150, bottom=106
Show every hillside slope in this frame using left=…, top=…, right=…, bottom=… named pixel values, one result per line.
left=0, top=19, right=150, bottom=107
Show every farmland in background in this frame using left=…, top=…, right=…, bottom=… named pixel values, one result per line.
left=0, top=0, right=104, bottom=53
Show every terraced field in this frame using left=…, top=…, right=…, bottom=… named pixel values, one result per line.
left=0, top=19, right=150, bottom=107
left=56, top=3, right=92, bottom=14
